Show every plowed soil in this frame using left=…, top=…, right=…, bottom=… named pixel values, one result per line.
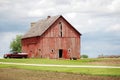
left=0, top=68, right=119, bottom=80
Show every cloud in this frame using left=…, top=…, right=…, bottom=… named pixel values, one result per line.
left=106, top=24, right=120, bottom=32
left=81, top=31, right=120, bottom=57
left=107, top=0, right=120, bottom=13
left=0, top=18, right=32, bottom=33
left=0, top=0, right=120, bottom=19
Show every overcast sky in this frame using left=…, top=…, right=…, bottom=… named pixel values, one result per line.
left=0, top=0, right=120, bottom=58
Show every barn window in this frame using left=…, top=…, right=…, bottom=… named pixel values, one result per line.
left=68, top=49, right=71, bottom=53
left=51, top=50, right=54, bottom=52
left=59, top=22, right=62, bottom=37
left=68, top=49, right=70, bottom=52
left=39, top=49, right=41, bottom=51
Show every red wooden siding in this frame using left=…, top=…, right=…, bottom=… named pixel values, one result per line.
left=42, top=17, right=79, bottom=38
left=22, top=17, right=81, bottom=59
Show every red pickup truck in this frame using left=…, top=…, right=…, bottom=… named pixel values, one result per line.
left=4, top=52, right=28, bottom=58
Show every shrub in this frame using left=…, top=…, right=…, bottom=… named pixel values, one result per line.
left=81, top=54, right=88, bottom=58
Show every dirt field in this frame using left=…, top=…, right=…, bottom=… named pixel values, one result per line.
left=0, top=68, right=119, bottom=80
left=88, top=58, right=120, bottom=66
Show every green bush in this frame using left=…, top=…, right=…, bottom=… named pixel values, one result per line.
left=81, top=54, right=88, bottom=58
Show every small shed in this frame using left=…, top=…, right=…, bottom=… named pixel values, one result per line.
left=22, top=15, right=81, bottom=59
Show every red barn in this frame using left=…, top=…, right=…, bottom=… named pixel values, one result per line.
left=22, top=15, right=81, bottom=59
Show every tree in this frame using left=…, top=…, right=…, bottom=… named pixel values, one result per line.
left=81, top=54, right=88, bottom=58
left=10, top=35, right=22, bottom=52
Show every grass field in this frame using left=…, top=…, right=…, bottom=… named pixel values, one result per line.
left=0, top=58, right=97, bottom=65
left=0, top=64, right=120, bottom=76
left=0, top=58, right=120, bottom=66
left=0, top=58, right=120, bottom=77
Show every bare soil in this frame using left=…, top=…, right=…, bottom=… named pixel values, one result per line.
left=88, top=58, right=120, bottom=66
left=0, top=68, right=120, bottom=80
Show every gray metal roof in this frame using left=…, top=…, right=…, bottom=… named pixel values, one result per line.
left=22, top=15, right=61, bottom=39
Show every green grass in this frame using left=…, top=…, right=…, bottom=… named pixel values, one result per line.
left=0, top=58, right=94, bottom=65
left=0, top=64, right=120, bottom=76
left=0, top=58, right=120, bottom=66
left=0, top=58, right=120, bottom=76
left=0, top=58, right=116, bottom=64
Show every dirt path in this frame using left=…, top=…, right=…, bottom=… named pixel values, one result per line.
left=0, top=68, right=120, bottom=80
left=0, top=62, right=120, bottom=68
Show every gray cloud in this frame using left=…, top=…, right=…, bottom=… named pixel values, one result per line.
left=82, top=31, right=120, bottom=57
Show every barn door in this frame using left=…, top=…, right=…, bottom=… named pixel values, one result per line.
left=29, top=44, right=35, bottom=58
left=63, top=49, right=67, bottom=59
left=59, top=49, right=63, bottom=58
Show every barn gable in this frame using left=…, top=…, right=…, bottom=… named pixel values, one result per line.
left=42, top=16, right=81, bottom=38
left=22, top=15, right=81, bottom=39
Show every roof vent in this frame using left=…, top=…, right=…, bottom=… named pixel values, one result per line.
left=47, top=16, right=51, bottom=19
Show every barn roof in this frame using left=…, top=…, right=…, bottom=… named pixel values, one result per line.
left=22, top=15, right=81, bottom=39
